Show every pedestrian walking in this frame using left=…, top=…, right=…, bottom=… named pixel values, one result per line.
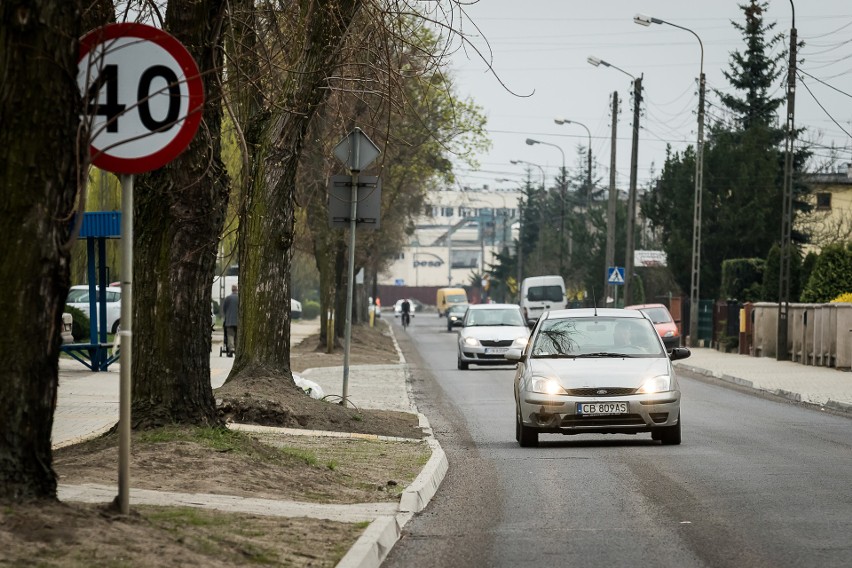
left=222, top=284, right=239, bottom=357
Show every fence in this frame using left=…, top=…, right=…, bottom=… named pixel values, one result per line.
left=749, top=302, right=852, bottom=370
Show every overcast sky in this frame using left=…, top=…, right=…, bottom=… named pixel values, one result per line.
left=440, top=0, right=852, bottom=194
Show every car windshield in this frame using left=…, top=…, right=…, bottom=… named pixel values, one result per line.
left=641, top=307, right=673, bottom=324
left=447, top=294, right=466, bottom=303
left=527, top=285, right=563, bottom=302
left=66, top=289, right=90, bottom=303
left=530, top=317, right=664, bottom=358
left=465, top=308, right=525, bottom=327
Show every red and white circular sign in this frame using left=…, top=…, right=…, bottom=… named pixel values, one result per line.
left=78, top=23, right=204, bottom=174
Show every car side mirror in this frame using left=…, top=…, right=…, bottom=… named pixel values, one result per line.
left=505, top=348, right=523, bottom=361
left=668, top=347, right=691, bottom=361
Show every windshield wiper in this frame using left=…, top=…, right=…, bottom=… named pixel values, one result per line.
left=532, top=352, right=573, bottom=358
left=574, top=352, right=636, bottom=358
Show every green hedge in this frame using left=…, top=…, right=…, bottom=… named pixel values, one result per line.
left=801, top=243, right=852, bottom=303
left=64, top=305, right=90, bottom=341
left=301, top=300, right=320, bottom=320
left=720, top=258, right=764, bottom=301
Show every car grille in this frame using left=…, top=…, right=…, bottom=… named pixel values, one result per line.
left=475, top=353, right=508, bottom=360
left=565, top=387, right=637, bottom=397
left=480, top=339, right=513, bottom=347
left=561, top=414, right=645, bottom=427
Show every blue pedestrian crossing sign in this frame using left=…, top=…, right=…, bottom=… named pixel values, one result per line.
left=607, top=266, right=625, bottom=285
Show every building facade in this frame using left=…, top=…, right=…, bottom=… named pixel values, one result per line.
left=379, top=186, right=522, bottom=289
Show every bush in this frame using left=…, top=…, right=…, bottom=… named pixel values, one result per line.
left=830, top=292, right=852, bottom=303
left=720, top=258, right=764, bottom=301
left=301, top=300, right=320, bottom=320
left=801, top=244, right=852, bottom=303
left=762, top=243, right=803, bottom=301
left=64, top=305, right=89, bottom=341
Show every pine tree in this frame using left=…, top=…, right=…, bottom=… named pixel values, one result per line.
left=642, top=0, right=809, bottom=300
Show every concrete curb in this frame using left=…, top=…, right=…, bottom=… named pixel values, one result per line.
left=675, top=361, right=852, bottom=414
left=335, top=325, right=449, bottom=568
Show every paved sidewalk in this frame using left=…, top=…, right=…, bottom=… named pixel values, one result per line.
left=674, top=347, right=852, bottom=412
left=53, top=318, right=448, bottom=568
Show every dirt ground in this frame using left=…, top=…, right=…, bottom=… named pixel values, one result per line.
left=0, top=319, right=425, bottom=567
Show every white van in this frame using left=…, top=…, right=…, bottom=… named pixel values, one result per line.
left=520, top=275, right=566, bottom=325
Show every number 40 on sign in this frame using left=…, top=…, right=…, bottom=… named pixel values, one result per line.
left=78, top=23, right=204, bottom=175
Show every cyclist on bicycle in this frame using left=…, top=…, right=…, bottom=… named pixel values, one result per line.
left=400, top=299, right=411, bottom=328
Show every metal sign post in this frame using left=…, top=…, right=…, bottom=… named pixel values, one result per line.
left=78, top=23, right=203, bottom=515
left=332, top=128, right=380, bottom=407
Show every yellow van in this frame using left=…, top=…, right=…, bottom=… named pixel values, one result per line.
left=436, top=287, right=468, bottom=317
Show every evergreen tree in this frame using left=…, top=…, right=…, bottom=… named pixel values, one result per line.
left=642, top=0, right=810, bottom=300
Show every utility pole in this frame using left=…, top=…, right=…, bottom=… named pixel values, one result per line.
left=605, top=91, right=618, bottom=305
left=624, top=75, right=642, bottom=306
left=778, top=1, right=797, bottom=360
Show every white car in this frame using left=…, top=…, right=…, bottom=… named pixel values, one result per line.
left=457, top=304, right=529, bottom=370
left=291, top=298, right=302, bottom=319
left=509, top=308, right=691, bottom=447
left=66, top=285, right=122, bottom=334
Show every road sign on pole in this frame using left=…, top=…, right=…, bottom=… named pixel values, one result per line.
left=607, top=266, right=625, bottom=286
left=78, top=23, right=204, bottom=174
left=333, top=128, right=381, bottom=408
left=333, top=127, right=381, bottom=172
left=78, top=23, right=204, bottom=515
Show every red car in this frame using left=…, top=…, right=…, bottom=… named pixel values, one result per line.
left=625, top=303, right=681, bottom=350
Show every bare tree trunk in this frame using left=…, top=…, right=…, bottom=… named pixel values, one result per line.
left=131, top=0, right=229, bottom=428
left=227, top=0, right=361, bottom=383
left=0, top=0, right=82, bottom=501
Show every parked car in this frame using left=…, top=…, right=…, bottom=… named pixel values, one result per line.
left=446, top=303, right=469, bottom=331
left=291, top=298, right=302, bottom=319
left=625, top=303, right=681, bottom=350
left=65, top=285, right=122, bottom=334
left=457, top=304, right=529, bottom=370
left=508, top=308, right=691, bottom=447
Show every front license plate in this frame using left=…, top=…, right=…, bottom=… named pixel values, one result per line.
left=577, top=402, right=628, bottom=416
left=484, top=347, right=508, bottom=355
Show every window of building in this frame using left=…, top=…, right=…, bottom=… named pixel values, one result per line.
left=816, top=192, right=832, bottom=211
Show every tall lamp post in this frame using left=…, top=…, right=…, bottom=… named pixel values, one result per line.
left=587, top=56, right=643, bottom=306
left=553, top=118, right=592, bottom=208
left=510, top=159, right=546, bottom=281
left=635, top=13, right=705, bottom=347
left=510, top=159, right=546, bottom=190
left=525, top=137, right=567, bottom=275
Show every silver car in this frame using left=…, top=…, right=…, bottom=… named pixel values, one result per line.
left=509, top=308, right=690, bottom=446
left=457, top=304, right=529, bottom=370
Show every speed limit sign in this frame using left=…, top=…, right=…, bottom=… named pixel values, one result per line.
left=78, top=23, right=204, bottom=174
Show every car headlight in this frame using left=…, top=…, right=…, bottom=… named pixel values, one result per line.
left=663, top=330, right=675, bottom=337
left=464, top=336, right=480, bottom=347
left=529, top=376, right=567, bottom=395
left=513, top=336, right=529, bottom=347
left=637, top=375, right=672, bottom=394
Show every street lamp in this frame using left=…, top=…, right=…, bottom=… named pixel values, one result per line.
left=635, top=13, right=705, bottom=347
left=510, top=159, right=545, bottom=190
left=587, top=56, right=643, bottom=307
left=526, top=138, right=567, bottom=275
left=553, top=118, right=592, bottom=206
left=510, top=160, right=546, bottom=283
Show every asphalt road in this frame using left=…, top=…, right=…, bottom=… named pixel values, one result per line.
left=385, top=315, right=852, bottom=568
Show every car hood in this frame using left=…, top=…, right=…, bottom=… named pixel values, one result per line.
left=461, top=325, right=529, bottom=341
left=527, top=357, right=672, bottom=388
